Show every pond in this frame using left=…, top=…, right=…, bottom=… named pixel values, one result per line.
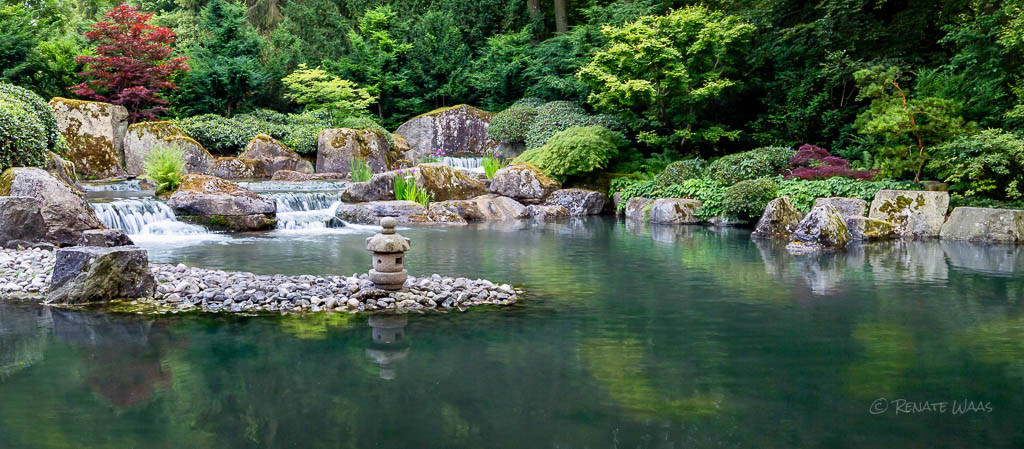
left=2, top=217, right=1024, bottom=448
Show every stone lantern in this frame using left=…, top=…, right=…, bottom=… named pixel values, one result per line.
left=365, top=217, right=410, bottom=290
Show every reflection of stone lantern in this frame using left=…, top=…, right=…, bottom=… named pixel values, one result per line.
left=365, top=315, right=410, bottom=380
left=365, top=217, right=410, bottom=290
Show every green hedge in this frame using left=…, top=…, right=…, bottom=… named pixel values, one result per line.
left=0, top=82, right=68, bottom=171
left=705, top=146, right=794, bottom=185
left=176, top=109, right=390, bottom=155
left=613, top=176, right=917, bottom=220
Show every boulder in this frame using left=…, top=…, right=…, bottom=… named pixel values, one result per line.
left=212, top=157, right=268, bottom=179
left=168, top=175, right=276, bottom=231
left=939, top=207, right=1024, bottom=243
left=648, top=198, right=702, bottom=225
left=470, top=195, right=529, bottom=221
left=489, top=163, right=561, bottom=203
left=342, top=171, right=397, bottom=202
left=316, top=128, right=391, bottom=175
left=0, top=196, right=46, bottom=246
left=123, top=121, right=215, bottom=176
left=240, top=134, right=314, bottom=176
left=623, top=197, right=654, bottom=221
left=527, top=204, right=569, bottom=220
left=752, top=197, right=804, bottom=239
left=49, top=98, right=128, bottom=179
left=848, top=216, right=898, bottom=241
left=786, top=204, right=851, bottom=254
left=545, top=189, right=606, bottom=216
left=271, top=170, right=347, bottom=182
left=427, top=200, right=484, bottom=225
left=335, top=201, right=429, bottom=225
left=47, top=246, right=156, bottom=304
left=0, top=168, right=102, bottom=246
left=813, top=197, right=867, bottom=220
left=391, top=134, right=413, bottom=168
left=413, top=163, right=487, bottom=201
left=394, top=105, right=498, bottom=162
left=868, top=190, right=949, bottom=238
left=79, top=229, right=134, bottom=247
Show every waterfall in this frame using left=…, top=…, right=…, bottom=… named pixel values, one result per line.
left=82, top=180, right=144, bottom=192
left=267, top=192, right=338, bottom=213
left=267, top=192, right=346, bottom=230
left=439, top=156, right=485, bottom=172
left=91, top=199, right=208, bottom=236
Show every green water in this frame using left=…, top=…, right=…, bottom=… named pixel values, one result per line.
left=2, top=217, right=1024, bottom=448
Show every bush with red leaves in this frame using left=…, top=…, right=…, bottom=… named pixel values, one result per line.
left=785, top=144, right=877, bottom=180
left=71, top=4, right=189, bottom=122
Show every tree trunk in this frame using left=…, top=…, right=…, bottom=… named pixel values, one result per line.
left=554, top=0, right=568, bottom=34
left=528, top=0, right=542, bottom=41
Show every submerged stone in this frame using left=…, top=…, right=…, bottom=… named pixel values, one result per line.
left=545, top=188, right=606, bottom=217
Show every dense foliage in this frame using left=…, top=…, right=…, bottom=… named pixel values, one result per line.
left=721, top=178, right=779, bottom=221
left=1, top=0, right=1024, bottom=208
left=0, top=82, right=67, bottom=172
left=704, top=146, right=793, bottom=186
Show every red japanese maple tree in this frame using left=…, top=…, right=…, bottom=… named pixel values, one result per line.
left=72, top=4, right=189, bottom=122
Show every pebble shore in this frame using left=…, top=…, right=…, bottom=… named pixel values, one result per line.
left=0, top=248, right=521, bottom=314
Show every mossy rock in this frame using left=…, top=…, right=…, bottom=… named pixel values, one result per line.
left=49, top=97, right=128, bottom=179
left=394, top=105, right=499, bottom=162
left=413, top=163, right=487, bottom=202
left=868, top=190, right=949, bottom=238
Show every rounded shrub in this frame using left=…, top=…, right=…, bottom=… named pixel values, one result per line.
left=515, top=126, right=624, bottom=181
left=654, top=158, right=707, bottom=186
left=0, top=82, right=69, bottom=172
left=721, top=177, right=779, bottom=221
left=488, top=105, right=538, bottom=143
left=706, top=146, right=795, bottom=186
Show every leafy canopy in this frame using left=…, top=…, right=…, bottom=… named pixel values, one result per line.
left=281, top=64, right=374, bottom=117
left=579, top=6, right=754, bottom=153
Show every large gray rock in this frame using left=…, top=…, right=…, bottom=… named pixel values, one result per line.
left=0, top=196, right=45, bottom=245
left=786, top=204, right=851, bottom=254
left=868, top=190, right=949, bottom=238
left=394, top=105, right=498, bottom=162
left=527, top=204, right=570, bottom=220
left=623, top=197, right=654, bottom=221
left=47, top=246, right=156, bottom=304
left=0, top=168, right=102, bottom=246
left=848, top=216, right=897, bottom=241
left=648, top=198, right=702, bottom=224
left=168, top=175, right=276, bottom=231
left=471, top=195, right=529, bottom=221
left=49, top=98, right=128, bottom=179
left=240, top=134, right=314, bottom=177
left=752, top=197, right=803, bottom=239
left=44, top=151, right=81, bottom=191
left=335, top=201, right=429, bottom=225
left=316, top=128, right=391, bottom=174
left=814, top=197, right=867, bottom=220
left=489, top=163, right=561, bottom=203
left=212, top=157, right=268, bottom=179
left=940, top=207, right=1024, bottom=243
left=545, top=189, right=606, bottom=216
left=123, top=121, right=215, bottom=176
left=79, top=229, right=134, bottom=247
left=341, top=171, right=397, bottom=202
left=413, top=163, right=487, bottom=201
left=427, top=200, right=485, bottom=225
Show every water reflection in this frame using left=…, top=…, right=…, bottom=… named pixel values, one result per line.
left=942, top=240, right=1024, bottom=275
left=365, top=315, right=410, bottom=380
left=0, top=304, right=53, bottom=380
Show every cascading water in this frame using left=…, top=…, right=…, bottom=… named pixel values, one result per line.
left=266, top=192, right=346, bottom=230
left=91, top=199, right=209, bottom=237
left=439, top=156, right=485, bottom=172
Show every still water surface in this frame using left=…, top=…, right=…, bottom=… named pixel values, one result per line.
left=2, top=218, right=1024, bottom=448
